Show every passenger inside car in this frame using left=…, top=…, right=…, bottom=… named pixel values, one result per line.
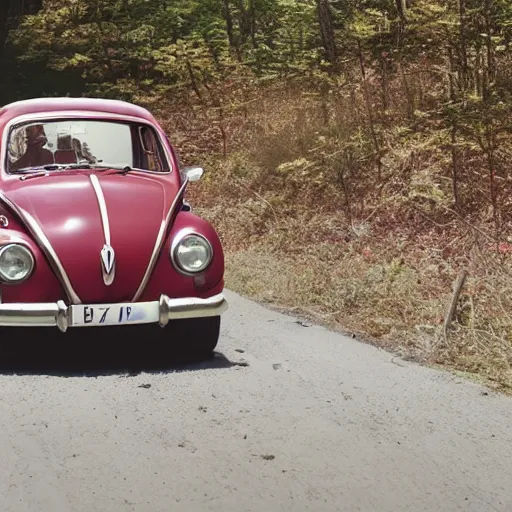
left=54, top=134, right=78, bottom=164
left=11, top=124, right=54, bottom=171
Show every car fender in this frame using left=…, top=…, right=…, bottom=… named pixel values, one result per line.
left=138, top=211, right=225, bottom=302
left=0, top=227, right=66, bottom=304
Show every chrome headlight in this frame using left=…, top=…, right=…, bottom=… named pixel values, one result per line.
left=0, top=244, right=35, bottom=282
left=172, top=233, right=213, bottom=274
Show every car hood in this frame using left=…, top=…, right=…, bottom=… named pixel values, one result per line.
left=2, top=172, right=177, bottom=304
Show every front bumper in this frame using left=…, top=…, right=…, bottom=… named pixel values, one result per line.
left=0, top=293, right=228, bottom=333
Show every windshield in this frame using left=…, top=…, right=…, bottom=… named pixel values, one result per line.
left=6, top=119, right=171, bottom=173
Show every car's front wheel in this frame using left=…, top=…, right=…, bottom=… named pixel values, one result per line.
left=169, top=316, right=221, bottom=359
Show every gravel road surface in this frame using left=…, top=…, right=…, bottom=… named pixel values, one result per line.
left=1, top=290, right=511, bottom=512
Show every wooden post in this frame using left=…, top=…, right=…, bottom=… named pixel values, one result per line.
left=443, top=269, right=468, bottom=341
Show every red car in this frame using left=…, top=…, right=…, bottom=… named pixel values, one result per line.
left=0, top=97, right=227, bottom=356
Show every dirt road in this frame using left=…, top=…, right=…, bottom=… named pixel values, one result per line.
left=1, top=290, right=511, bottom=511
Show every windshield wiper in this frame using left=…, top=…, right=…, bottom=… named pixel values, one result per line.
left=78, top=163, right=137, bottom=174
left=13, top=163, right=101, bottom=173
left=56, top=163, right=131, bottom=171
left=13, top=164, right=68, bottom=173
left=104, top=166, right=135, bottom=175
left=19, top=171, right=50, bottom=181
left=65, top=163, right=125, bottom=170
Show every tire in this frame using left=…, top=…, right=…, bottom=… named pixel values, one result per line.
left=170, top=316, right=221, bottom=360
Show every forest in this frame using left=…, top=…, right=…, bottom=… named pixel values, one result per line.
left=2, top=0, right=512, bottom=389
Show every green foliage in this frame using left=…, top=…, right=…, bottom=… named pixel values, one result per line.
left=1, top=0, right=327, bottom=103
left=0, top=0, right=511, bottom=227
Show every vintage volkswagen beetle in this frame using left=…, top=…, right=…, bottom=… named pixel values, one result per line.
left=0, top=97, right=227, bottom=356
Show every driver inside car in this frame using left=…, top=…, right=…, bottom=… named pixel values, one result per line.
left=11, top=124, right=54, bottom=171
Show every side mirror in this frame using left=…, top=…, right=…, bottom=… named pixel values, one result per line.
left=181, top=166, right=204, bottom=182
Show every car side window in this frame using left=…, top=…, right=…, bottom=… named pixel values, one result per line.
left=138, top=125, right=170, bottom=172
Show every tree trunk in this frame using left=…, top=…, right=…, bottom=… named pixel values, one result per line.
left=442, top=269, right=467, bottom=342
left=475, top=44, right=483, bottom=98
left=485, top=121, right=500, bottom=238
left=379, top=54, right=389, bottom=112
left=357, top=40, right=382, bottom=182
left=394, top=0, right=406, bottom=45
left=450, top=122, right=460, bottom=210
left=483, top=0, right=495, bottom=100
left=398, top=60, right=414, bottom=119
left=448, top=47, right=460, bottom=209
left=237, top=0, right=251, bottom=46
left=458, top=0, right=468, bottom=99
left=0, top=0, right=10, bottom=60
left=339, top=160, right=353, bottom=226
left=223, top=0, right=236, bottom=49
left=316, top=0, right=337, bottom=67
left=186, top=60, right=203, bottom=104
left=27, top=0, right=43, bottom=14
left=395, top=0, right=407, bottom=21
left=249, top=0, right=257, bottom=49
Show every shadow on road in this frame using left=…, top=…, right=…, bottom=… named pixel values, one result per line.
left=0, top=335, right=238, bottom=378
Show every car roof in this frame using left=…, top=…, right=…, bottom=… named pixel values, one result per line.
left=0, top=97, right=158, bottom=124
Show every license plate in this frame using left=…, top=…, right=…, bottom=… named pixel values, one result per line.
left=69, top=301, right=160, bottom=327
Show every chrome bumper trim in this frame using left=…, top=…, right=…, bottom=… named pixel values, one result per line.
left=157, top=293, right=228, bottom=327
left=0, top=293, right=228, bottom=333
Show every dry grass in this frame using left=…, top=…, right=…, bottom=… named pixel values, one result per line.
left=177, top=82, right=512, bottom=392
left=209, top=216, right=512, bottom=391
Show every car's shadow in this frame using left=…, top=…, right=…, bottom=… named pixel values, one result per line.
left=0, top=338, right=239, bottom=378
